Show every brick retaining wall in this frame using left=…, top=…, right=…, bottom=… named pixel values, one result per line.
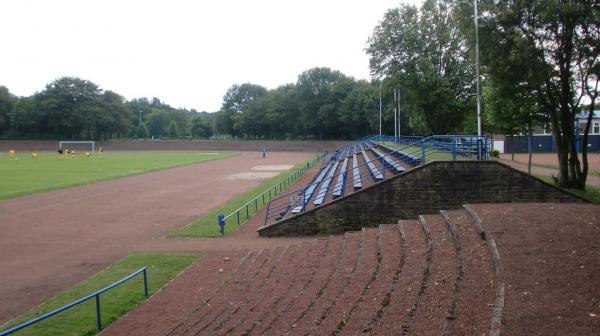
left=258, top=161, right=585, bottom=237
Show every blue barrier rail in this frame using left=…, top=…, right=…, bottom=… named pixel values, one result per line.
left=263, top=134, right=489, bottom=226
left=217, top=153, right=324, bottom=234
left=0, top=267, right=148, bottom=336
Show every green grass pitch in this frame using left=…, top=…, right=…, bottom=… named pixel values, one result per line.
left=0, top=151, right=238, bottom=199
left=0, top=252, right=197, bottom=336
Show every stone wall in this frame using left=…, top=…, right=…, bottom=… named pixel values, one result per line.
left=258, top=161, right=585, bottom=237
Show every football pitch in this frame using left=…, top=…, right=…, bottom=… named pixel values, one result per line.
left=0, top=151, right=238, bottom=199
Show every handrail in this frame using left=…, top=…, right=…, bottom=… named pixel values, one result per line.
left=216, top=153, right=324, bottom=234
left=263, top=134, right=488, bottom=226
left=0, top=267, right=148, bottom=336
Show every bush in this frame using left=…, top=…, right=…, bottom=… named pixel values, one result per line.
left=491, top=149, right=500, bottom=158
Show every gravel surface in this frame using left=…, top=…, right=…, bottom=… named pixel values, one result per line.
left=371, top=220, right=427, bottom=335
left=408, top=215, right=459, bottom=335
left=471, top=203, right=600, bottom=335
left=0, top=151, right=313, bottom=324
left=445, top=209, right=495, bottom=335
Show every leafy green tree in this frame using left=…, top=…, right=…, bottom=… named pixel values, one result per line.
left=136, top=122, right=149, bottom=138
left=260, top=84, right=301, bottom=139
left=94, top=90, right=131, bottom=139
left=168, top=120, right=179, bottom=138
left=8, top=96, right=37, bottom=136
left=0, top=86, right=16, bottom=135
left=34, top=77, right=103, bottom=139
left=296, top=67, right=354, bottom=139
left=146, top=110, right=169, bottom=138
left=213, top=110, right=234, bottom=136
left=191, top=115, right=212, bottom=138
left=367, top=0, right=475, bottom=134
left=221, top=83, right=268, bottom=137
left=470, top=0, right=599, bottom=189
left=340, top=80, right=380, bottom=138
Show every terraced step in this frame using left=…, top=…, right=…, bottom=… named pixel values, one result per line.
left=312, top=227, right=380, bottom=335
left=371, top=219, right=429, bottom=335
left=207, top=243, right=304, bottom=334
left=107, top=211, right=499, bottom=336
left=406, top=214, right=460, bottom=335
left=168, top=248, right=278, bottom=335
left=261, top=234, right=344, bottom=335
left=223, top=242, right=307, bottom=336
left=441, top=209, right=495, bottom=335
left=284, top=230, right=364, bottom=336
left=102, top=252, right=246, bottom=336
left=336, top=224, right=404, bottom=335
left=240, top=239, right=328, bottom=335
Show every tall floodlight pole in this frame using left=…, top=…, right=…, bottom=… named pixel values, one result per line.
left=139, top=110, right=143, bottom=126
left=397, top=89, right=401, bottom=138
left=474, top=0, right=482, bottom=137
left=394, top=89, right=398, bottom=141
left=379, top=81, right=382, bottom=141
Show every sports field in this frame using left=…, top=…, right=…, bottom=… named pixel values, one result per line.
left=0, top=150, right=313, bottom=324
left=0, top=151, right=237, bottom=199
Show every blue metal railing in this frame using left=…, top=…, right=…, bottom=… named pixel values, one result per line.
left=0, top=267, right=148, bottom=336
left=263, top=134, right=489, bottom=226
left=217, top=153, right=324, bottom=234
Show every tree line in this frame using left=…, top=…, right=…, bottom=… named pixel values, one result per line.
left=0, top=0, right=597, bottom=188
left=0, top=78, right=214, bottom=140
left=0, top=65, right=468, bottom=142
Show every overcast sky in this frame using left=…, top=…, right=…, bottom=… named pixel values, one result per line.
left=1, top=0, right=422, bottom=112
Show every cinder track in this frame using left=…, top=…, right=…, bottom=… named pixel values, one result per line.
left=0, top=151, right=314, bottom=324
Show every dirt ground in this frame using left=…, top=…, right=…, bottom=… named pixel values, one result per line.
left=500, top=152, right=600, bottom=172
left=471, top=203, right=600, bottom=335
left=498, top=156, right=600, bottom=188
left=0, top=151, right=314, bottom=324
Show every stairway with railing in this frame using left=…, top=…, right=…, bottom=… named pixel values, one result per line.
left=263, top=134, right=489, bottom=227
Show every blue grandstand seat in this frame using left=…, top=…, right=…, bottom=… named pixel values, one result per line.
left=361, top=150, right=383, bottom=180
left=371, top=147, right=405, bottom=173
left=313, top=160, right=340, bottom=205
left=352, top=153, right=362, bottom=189
left=332, top=157, right=348, bottom=198
left=292, top=163, right=332, bottom=213
left=379, top=143, right=423, bottom=165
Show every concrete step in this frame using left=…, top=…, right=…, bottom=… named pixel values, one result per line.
left=404, top=214, right=459, bottom=335
left=284, top=230, right=364, bottom=336
left=336, top=224, right=403, bottom=335
left=371, top=219, right=429, bottom=335
left=441, top=209, right=495, bottom=335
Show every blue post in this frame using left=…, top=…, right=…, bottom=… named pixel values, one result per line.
left=143, top=269, right=148, bottom=297
left=236, top=211, right=240, bottom=225
left=452, top=136, right=457, bottom=160
left=254, top=198, right=258, bottom=211
left=246, top=204, right=249, bottom=219
left=95, top=295, right=102, bottom=331
left=218, top=214, right=225, bottom=235
left=269, top=189, right=271, bottom=201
